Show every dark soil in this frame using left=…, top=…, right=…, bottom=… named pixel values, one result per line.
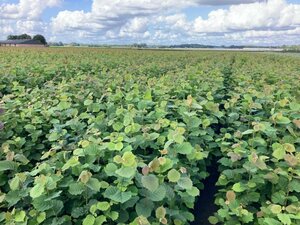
left=191, top=160, right=220, bottom=225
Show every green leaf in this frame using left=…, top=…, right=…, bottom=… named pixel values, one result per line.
left=84, top=99, right=93, bottom=106
left=272, top=143, right=285, bottom=160
left=167, top=169, right=181, bottom=183
left=115, top=166, right=136, bottom=178
left=145, top=185, right=166, bottom=202
left=36, top=212, right=46, bottom=223
left=277, top=214, right=291, bottom=225
left=276, top=116, right=291, bottom=125
left=86, top=178, right=101, bottom=192
left=83, top=215, right=95, bottom=225
left=30, top=183, right=45, bottom=198
left=104, top=186, right=132, bottom=203
left=68, top=182, right=85, bottom=195
left=108, top=211, right=119, bottom=221
left=62, top=156, right=80, bottom=171
left=175, top=142, right=193, bottom=155
left=208, top=216, right=218, bottom=225
left=9, top=176, right=20, bottom=190
left=113, top=122, right=123, bottom=131
left=14, top=210, right=26, bottom=222
left=104, top=163, right=118, bottom=176
left=48, top=132, right=60, bottom=141
left=97, top=202, right=110, bottom=211
left=144, top=89, right=152, bottom=101
left=202, top=119, right=211, bottom=128
left=232, top=183, right=246, bottom=192
left=142, top=175, right=159, bottom=192
left=136, top=198, right=154, bottom=218
left=95, top=216, right=107, bottom=225
left=270, top=204, right=282, bottom=214
left=115, top=142, right=123, bottom=151
left=0, top=161, right=18, bottom=172
left=85, top=144, right=99, bottom=156
left=186, top=187, right=200, bottom=197
left=242, top=129, right=254, bottom=135
left=177, top=177, right=193, bottom=190
left=122, top=152, right=136, bottom=167
left=264, top=218, right=282, bottom=225
left=289, top=180, right=300, bottom=192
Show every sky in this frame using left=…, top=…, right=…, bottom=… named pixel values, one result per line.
left=0, top=0, right=300, bottom=45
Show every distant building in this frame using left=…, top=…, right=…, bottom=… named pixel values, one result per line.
left=0, top=39, right=46, bottom=47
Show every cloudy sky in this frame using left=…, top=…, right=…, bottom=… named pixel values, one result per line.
left=0, top=0, right=300, bottom=45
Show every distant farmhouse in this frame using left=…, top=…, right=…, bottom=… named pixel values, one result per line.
left=0, top=39, right=45, bottom=47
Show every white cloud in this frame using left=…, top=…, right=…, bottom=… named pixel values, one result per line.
left=0, top=0, right=61, bottom=39
left=193, top=0, right=300, bottom=33
left=50, top=0, right=265, bottom=41
left=0, top=0, right=299, bottom=45
left=0, top=0, right=61, bottom=20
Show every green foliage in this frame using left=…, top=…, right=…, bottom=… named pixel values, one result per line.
left=0, top=48, right=299, bottom=225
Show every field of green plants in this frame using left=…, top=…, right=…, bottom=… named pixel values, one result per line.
left=0, top=48, right=299, bottom=225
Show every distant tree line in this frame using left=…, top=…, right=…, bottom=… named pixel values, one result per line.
left=132, top=43, right=148, bottom=48
left=48, top=42, right=64, bottom=47
left=283, top=45, right=300, bottom=52
left=7, top=33, right=47, bottom=45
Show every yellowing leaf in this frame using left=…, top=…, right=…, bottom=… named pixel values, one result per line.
left=155, top=206, right=166, bottom=219
left=226, top=191, right=236, bottom=203
left=122, top=152, right=136, bottom=167
left=167, top=169, right=181, bottom=183
left=79, top=170, right=92, bottom=184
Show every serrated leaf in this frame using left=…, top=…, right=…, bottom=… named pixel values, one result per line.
left=146, top=185, right=166, bottom=202
left=175, top=142, right=193, bottom=155
left=62, top=156, right=79, bottom=171
left=36, top=212, right=46, bottom=223
left=277, top=214, right=291, bottom=225
left=178, top=177, right=193, bottom=190
left=142, top=175, right=159, bottom=192
left=30, top=183, right=45, bottom=198
left=86, top=178, right=101, bottom=192
left=272, top=143, right=285, bottom=160
left=155, top=206, right=166, bottom=219
left=122, top=152, right=136, bottom=167
left=104, top=186, right=132, bottom=203
left=0, top=161, right=18, bottom=172
left=95, top=215, right=107, bottom=225
left=115, top=166, right=136, bottom=178
left=9, top=176, right=20, bottom=190
left=186, top=187, right=200, bottom=197
left=83, top=215, right=95, bottom=225
left=15, top=210, right=26, bottom=222
left=208, top=216, right=218, bottom=225
left=264, top=218, right=282, bottom=225
left=289, top=180, right=300, bottom=192
left=136, top=198, right=154, bottom=218
left=97, top=202, right=110, bottom=211
left=167, top=169, right=181, bottom=183
left=68, top=182, right=85, bottom=195
left=270, top=204, right=282, bottom=214
left=232, top=183, right=246, bottom=192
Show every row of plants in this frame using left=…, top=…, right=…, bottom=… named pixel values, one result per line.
left=210, top=55, right=300, bottom=225
left=0, top=48, right=228, bottom=225
left=0, top=48, right=299, bottom=224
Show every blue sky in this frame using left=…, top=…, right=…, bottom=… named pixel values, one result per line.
left=1, top=0, right=300, bottom=45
